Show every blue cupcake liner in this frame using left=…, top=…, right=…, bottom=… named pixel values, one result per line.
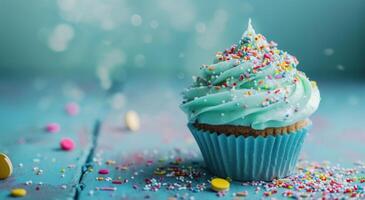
left=188, top=123, right=309, bottom=181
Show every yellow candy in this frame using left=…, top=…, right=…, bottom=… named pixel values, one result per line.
left=0, top=153, right=13, bottom=179
left=211, top=178, right=230, bottom=192
left=10, top=188, right=27, bottom=197
left=125, top=111, right=140, bottom=132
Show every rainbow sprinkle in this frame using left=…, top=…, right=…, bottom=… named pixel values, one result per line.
left=89, top=149, right=365, bottom=199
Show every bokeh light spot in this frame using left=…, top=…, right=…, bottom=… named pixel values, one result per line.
left=48, top=23, right=74, bottom=52
left=131, top=14, right=143, bottom=26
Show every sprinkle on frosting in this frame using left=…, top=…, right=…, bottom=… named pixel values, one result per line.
left=181, top=19, right=320, bottom=130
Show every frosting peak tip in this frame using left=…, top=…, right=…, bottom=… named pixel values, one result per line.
left=243, top=18, right=256, bottom=38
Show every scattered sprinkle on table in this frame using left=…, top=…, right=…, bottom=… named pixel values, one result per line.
left=211, top=178, right=230, bottom=192
left=154, top=168, right=166, bottom=175
left=95, top=187, right=117, bottom=191
left=6, top=143, right=365, bottom=199
left=99, top=149, right=365, bottom=199
left=98, top=169, right=109, bottom=175
left=60, top=138, right=75, bottom=151
left=112, top=180, right=123, bottom=184
left=235, top=191, right=248, bottom=197
left=10, top=188, right=27, bottom=197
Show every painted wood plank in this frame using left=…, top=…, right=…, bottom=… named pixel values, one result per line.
left=0, top=79, right=102, bottom=199
left=1, top=78, right=365, bottom=199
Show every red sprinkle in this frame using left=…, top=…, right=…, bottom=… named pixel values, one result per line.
left=112, top=180, right=123, bottom=184
left=264, top=53, right=271, bottom=59
left=239, top=75, right=244, bottom=81
left=253, top=65, right=261, bottom=70
left=98, top=169, right=110, bottom=175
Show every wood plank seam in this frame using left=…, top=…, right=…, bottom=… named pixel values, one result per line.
left=73, top=120, right=101, bottom=200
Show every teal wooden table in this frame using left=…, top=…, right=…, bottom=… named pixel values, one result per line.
left=1, top=78, right=365, bottom=199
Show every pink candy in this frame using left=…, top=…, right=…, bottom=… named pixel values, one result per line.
left=60, top=138, right=75, bottom=151
left=65, top=102, right=80, bottom=116
left=98, top=169, right=109, bottom=175
left=46, top=123, right=61, bottom=133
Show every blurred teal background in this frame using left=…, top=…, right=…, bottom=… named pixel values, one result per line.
left=0, top=2, right=365, bottom=199
left=0, top=0, right=364, bottom=86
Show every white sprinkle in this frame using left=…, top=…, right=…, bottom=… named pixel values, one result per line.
left=25, top=180, right=33, bottom=185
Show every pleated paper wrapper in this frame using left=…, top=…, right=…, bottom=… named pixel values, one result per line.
left=188, top=124, right=309, bottom=181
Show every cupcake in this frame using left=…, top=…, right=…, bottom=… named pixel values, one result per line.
left=180, top=19, right=320, bottom=181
